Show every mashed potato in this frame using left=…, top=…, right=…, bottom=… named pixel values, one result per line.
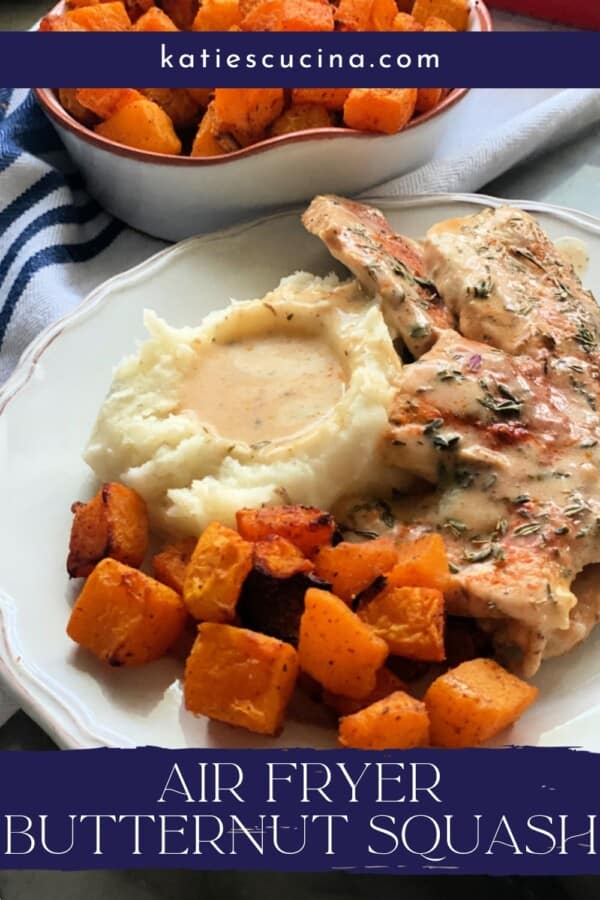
left=85, top=272, right=403, bottom=536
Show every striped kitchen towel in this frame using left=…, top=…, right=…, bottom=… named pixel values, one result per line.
left=0, top=86, right=600, bottom=728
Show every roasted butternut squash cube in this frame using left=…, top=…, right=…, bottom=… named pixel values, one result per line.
left=368, top=0, right=398, bottom=30
left=322, top=666, right=407, bottom=717
left=67, top=482, right=149, bottom=578
left=95, top=98, right=182, bottom=155
left=343, top=88, right=417, bottom=134
left=358, top=585, right=445, bottom=661
left=392, top=11, right=423, bottom=29
left=339, top=691, right=430, bottom=749
left=335, top=0, right=374, bottom=30
left=298, top=588, right=388, bottom=698
left=236, top=505, right=335, bottom=557
left=411, top=0, right=468, bottom=30
left=290, top=88, right=350, bottom=110
left=140, top=88, right=201, bottom=128
left=76, top=88, right=143, bottom=119
left=424, top=14, right=455, bottom=29
left=314, top=536, right=398, bottom=604
left=58, top=88, right=99, bottom=126
left=270, top=104, right=333, bottom=136
left=387, top=533, right=451, bottom=593
left=67, top=558, right=187, bottom=666
left=183, top=521, right=253, bottom=621
left=192, top=0, right=241, bottom=29
left=253, top=535, right=313, bottom=579
left=132, top=7, right=179, bottom=29
left=425, top=658, right=538, bottom=748
left=191, top=104, right=225, bottom=157
left=184, top=622, right=299, bottom=734
left=39, top=14, right=87, bottom=30
left=66, top=1, right=132, bottom=29
left=152, top=537, right=197, bottom=594
left=213, top=88, right=284, bottom=146
left=415, top=87, right=443, bottom=114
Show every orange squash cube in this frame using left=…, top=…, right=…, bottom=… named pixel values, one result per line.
left=192, top=0, right=241, bottom=30
left=95, top=98, right=182, bottom=155
left=67, top=558, right=187, bottom=666
left=298, top=588, right=388, bottom=698
left=335, top=0, right=374, bottom=30
left=425, top=658, right=539, bottom=748
left=183, top=522, right=253, bottom=621
left=152, top=537, right=197, bottom=594
left=358, top=585, right=445, bottom=661
left=411, top=0, right=468, bottom=30
left=253, top=535, right=313, bottom=579
left=66, top=1, right=132, bottom=29
left=314, top=536, right=398, bottom=604
left=236, top=505, right=335, bottom=557
left=76, top=88, right=143, bottom=119
left=343, top=88, right=418, bottom=134
left=387, top=533, right=451, bottom=593
left=212, top=89, right=285, bottom=146
left=184, top=622, right=299, bottom=735
left=67, top=482, right=149, bottom=578
left=132, top=7, right=179, bottom=29
left=368, top=0, right=398, bottom=29
left=290, top=88, right=351, bottom=110
left=191, top=105, right=225, bottom=156
left=392, top=11, right=424, bottom=29
left=339, top=690, right=430, bottom=749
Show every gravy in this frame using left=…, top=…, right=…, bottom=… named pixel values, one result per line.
left=181, top=331, right=346, bottom=444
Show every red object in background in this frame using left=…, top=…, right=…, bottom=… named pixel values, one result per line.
left=490, top=0, right=600, bottom=29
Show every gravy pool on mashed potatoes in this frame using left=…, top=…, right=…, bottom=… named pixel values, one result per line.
left=85, top=272, right=403, bottom=536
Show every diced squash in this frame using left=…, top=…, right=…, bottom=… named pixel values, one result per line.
left=411, top=0, right=468, bottom=30
left=39, top=14, right=87, bottom=31
left=298, top=588, right=388, bottom=698
left=212, top=88, right=284, bottom=146
left=323, top=666, right=407, bottom=717
left=387, top=533, right=451, bottom=593
left=392, top=11, right=423, bottom=29
left=368, top=0, right=398, bottom=30
left=161, top=0, right=199, bottom=27
left=140, top=88, right=201, bottom=127
left=66, top=1, right=132, bottom=29
left=184, top=622, right=299, bottom=734
left=152, top=537, right=197, bottom=594
left=314, top=536, right=398, bottom=604
left=58, top=88, right=98, bottom=126
left=270, top=103, right=333, bottom=136
left=253, top=535, right=313, bottom=579
left=424, top=14, right=455, bottom=29
left=132, top=7, right=179, bottom=29
left=76, top=88, right=143, bottom=119
left=358, top=585, right=446, bottom=661
left=415, top=87, right=443, bottom=114
left=242, top=0, right=333, bottom=29
left=425, top=658, right=538, bottom=748
left=183, top=521, right=253, bottom=621
left=191, top=104, right=225, bottom=156
left=339, top=690, right=430, bottom=749
left=187, top=88, right=214, bottom=106
left=67, top=482, right=149, bottom=579
left=67, top=558, right=187, bottom=666
left=193, top=0, right=241, bottom=29
left=95, top=98, right=182, bottom=154
left=236, top=505, right=335, bottom=557
left=290, top=88, right=351, bottom=110
left=335, top=0, right=374, bottom=30
left=343, top=88, right=418, bottom=134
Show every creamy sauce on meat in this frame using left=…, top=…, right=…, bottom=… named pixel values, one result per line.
left=181, top=331, right=346, bottom=444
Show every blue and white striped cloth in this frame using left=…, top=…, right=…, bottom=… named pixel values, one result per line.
left=0, top=86, right=599, bottom=729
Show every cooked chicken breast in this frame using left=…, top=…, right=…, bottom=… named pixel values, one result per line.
left=305, top=198, right=600, bottom=677
left=303, top=195, right=453, bottom=357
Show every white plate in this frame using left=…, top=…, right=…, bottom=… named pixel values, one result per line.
left=2, top=193, right=600, bottom=750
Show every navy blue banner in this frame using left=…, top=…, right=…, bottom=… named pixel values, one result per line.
left=0, top=747, right=598, bottom=873
left=0, top=32, right=599, bottom=87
